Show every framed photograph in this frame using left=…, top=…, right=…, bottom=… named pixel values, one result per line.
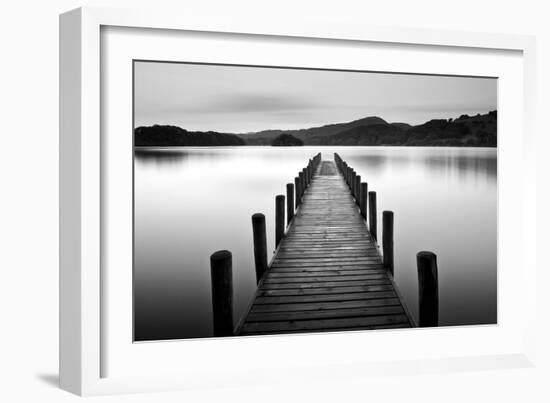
left=60, top=7, right=537, bottom=396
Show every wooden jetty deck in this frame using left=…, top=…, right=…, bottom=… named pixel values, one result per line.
left=235, top=158, right=414, bottom=336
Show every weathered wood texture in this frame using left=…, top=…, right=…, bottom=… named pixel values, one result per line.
left=237, top=159, right=412, bottom=335
left=286, top=183, right=294, bottom=225
left=417, top=251, right=439, bottom=327
left=210, top=250, right=234, bottom=336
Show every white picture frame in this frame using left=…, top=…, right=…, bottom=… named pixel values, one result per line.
left=60, top=6, right=537, bottom=396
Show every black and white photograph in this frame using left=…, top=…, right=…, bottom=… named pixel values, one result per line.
left=133, top=61, right=497, bottom=341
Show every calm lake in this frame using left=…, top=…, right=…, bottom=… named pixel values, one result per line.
left=134, top=146, right=497, bottom=341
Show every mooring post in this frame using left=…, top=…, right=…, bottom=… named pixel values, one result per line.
left=360, top=182, right=368, bottom=219
left=344, top=164, right=349, bottom=183
left=294, top=177, right=301, bottom=208
left=368, top=191, right=377, bottom=241
left=299, top=172, right=305, bottom=199
left=382, top=211, right=394, bottom=276
left=355, top=175, right=361, bottom=205
left=210, top=250, right=234, bottom=336
left=275, top=195, right=285, bottom=247
left=251, top=213, right=268, bottom=283
left=302, top=168, right=307, bottom=190
left=417, top=251, right=439, bottom=327
left=351, top=170, right=357, bottom=197
left=286, top=183, right=294, bottom=225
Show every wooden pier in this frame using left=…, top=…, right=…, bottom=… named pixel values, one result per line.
left=210, top=152, right=439, bottom=337
left=234, top=154, right=415, bottom=335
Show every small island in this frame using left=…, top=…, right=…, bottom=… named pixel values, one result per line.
left=271, top=134, right=304, bottom=146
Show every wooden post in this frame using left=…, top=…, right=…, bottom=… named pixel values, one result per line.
left=299, top=172, right=305, bottom=198
left=286, top=183, right=294, bottom=225
left=251, top=213, right=268, bottom=283
left=417, top=251, right=439, bottom=327
left=382, top=211, right=394, bottom=276
left=351, top=171, right=356, bottom=196
left=275, top=195, right=285, bottom=247
left=303, top=168, right=308, bottom=188
left=344, top=164, right=349, bottom=183
left=360, top=182, right=368, bottom=219
left=368, top=191, right=377, bottom=241
left=294, top=177, right=301, bottom=208
left=354, top=175, right=361, bottom=205
left=210, top=250, right=233, bottom=336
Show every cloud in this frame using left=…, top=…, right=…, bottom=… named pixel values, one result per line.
left=144, top=93, right=321, bottom=117
left=213, top=93, right=319, bottom=113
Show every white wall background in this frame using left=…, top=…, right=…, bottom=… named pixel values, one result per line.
left=0, top=0, right=548, bottom=401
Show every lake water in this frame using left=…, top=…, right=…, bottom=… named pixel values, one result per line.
left=134, top=146, right=497, bottom=341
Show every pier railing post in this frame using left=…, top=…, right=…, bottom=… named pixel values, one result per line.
left=368, top=191, right=377, bottom=241
left=342, top=161, right=348, bottom=183
left=382, top=211, right=394, bottom=276
left=286, top=183, right=294, bottom=225
left=210, top=250, right=234, bottom=336
left=299, top=172, right=305, bottom=199
left=295, top=177, right=301, bottom=208
left=275, top=195, right=285, bottom=247
left=417, top=251, right=439, bottom=327
left=344, top=165, right=349, bottom=184
left=360, top=182, right=368, bottom=219
left=251, top=213, right=268, bottom=283
left=354, top=175, right=361, bottom=206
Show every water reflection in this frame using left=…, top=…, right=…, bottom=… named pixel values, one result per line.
left=134, top=149, right=188, bottom=166
left=134, top=146, right=497, bottom=340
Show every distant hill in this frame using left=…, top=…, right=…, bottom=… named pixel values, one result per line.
left=316, top=111, right=497, bottom=147
left=272, top=134, right=304, bottom=146
left=402, top=111, right=497, bottom=147
left=134, top=111, right=496, bottom=147
left=240, top=116, right=388, bottom=145
left=316, top=124, right=407, bottom=146
left=134, top=125, right=245, bottom=147
left=390, top=122, right=412, bottom=131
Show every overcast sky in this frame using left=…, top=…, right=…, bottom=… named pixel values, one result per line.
left=134, top=61, right=497, bottom=133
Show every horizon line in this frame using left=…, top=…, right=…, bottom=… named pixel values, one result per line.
left=134, top=109, right=497, bottom=135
